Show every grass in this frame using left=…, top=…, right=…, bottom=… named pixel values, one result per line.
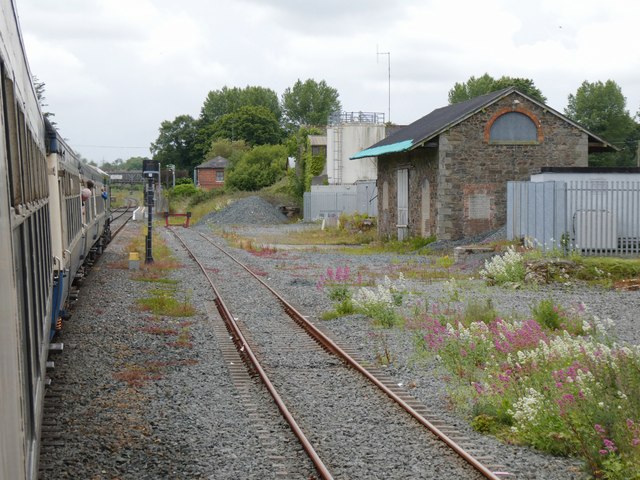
left=284, top=226, right=376, bottom=246
left=110, top=186, right=144, bottom=208
left=136, top=287, right=196, bottom=317
left=114, top=358, right=198, bottom=388
left=350, top=235, right=436, bottom=254
left=572, top=256, right=640, bottom=286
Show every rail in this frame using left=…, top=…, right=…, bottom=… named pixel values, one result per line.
left=169, top=228, right=333, bottom=479
left=195, top=230, right=505, bottom=480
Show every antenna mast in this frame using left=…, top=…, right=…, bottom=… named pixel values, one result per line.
left=377, top=45, right=391, bottom=123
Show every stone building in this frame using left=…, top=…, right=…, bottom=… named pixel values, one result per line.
left=351, top=87, right=616, bottom=241
left=194, top=156, right=228, bottom=190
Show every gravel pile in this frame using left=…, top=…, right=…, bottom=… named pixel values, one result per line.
left=39, top=205, right=638, bottom=479
left=198, top=195, right=289, bottom=226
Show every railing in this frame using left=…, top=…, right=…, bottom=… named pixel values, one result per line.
left=328, top=111, right=385, bottom=125
left=163, top=211, right=191, bottom=228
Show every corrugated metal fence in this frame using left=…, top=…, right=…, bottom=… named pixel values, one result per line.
left=303, top=181, right=378, bottom=221
left=507, top=180, right=640, bottom=256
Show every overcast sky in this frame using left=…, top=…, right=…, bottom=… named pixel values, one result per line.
left=17, top=0, right=640, bottom=165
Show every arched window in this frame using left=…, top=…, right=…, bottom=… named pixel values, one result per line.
left=489, top=111, right=538, bottom=144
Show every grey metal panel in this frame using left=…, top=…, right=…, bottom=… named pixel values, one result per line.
left=507, top=181, right=566, bottom=250
left=507, top=182, right=514, bottom=240
left=304, top=182, right=378, bottom=221
left=355, top=181, right=378, bottom=216
left=303, top=192, right=310, bottom=220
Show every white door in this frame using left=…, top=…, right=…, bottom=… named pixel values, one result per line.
left=397, top=168, right=408, bottom=240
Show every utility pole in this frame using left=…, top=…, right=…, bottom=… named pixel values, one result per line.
left=377, top=45, right=391, bottom=123
left=167, top=164, right=175, bottom=188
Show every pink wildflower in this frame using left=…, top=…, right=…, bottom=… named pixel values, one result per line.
left=326, top=267, right=334, bottom=281
left=490, top=319, right=548, bottom=354
left=603, top=438, right=617, bottom=453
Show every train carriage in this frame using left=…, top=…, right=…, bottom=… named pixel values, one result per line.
left=46, top=119, right=110, bottom=339
left=0, top=1, right=52, bottom=477
left=1, top=1, right=112, bottom=478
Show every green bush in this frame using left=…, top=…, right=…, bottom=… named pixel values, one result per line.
left=171, top=183, right=198, bottom=197
left=531, top=299, right=562, bottom=330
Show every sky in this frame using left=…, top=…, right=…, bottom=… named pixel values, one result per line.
left=16, top=0, right=640, bottom=165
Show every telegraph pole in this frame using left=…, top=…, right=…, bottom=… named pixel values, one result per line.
left=167, top=164, right=176, bottom=188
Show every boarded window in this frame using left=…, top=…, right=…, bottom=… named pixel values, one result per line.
left=468, top=194, right=491, bottom=219
left=489, top=112, right=537, bottom=143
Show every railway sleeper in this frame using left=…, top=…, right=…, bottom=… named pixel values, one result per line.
left=48, top=343, right=64, bottom=353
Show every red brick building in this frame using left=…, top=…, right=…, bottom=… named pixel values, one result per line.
left=352, top=88, right=616, bottom=241
left=195, top=156, right=228, bottom=190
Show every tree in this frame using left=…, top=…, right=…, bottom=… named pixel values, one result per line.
left=565, top=80, right=639, bottom=166
left=448, top=74, right=546, bottom=104
left=281, top=79, right=341, bottom=128
left=205, top=139, right=249, bottom=164
left=121, top=156, right=147, bottom=171
left=33, top=75, right=55, bottom=124
left=100, top=157, right=148, bottom=172
left=210, top=106, right=283, bottom=146
left=150, top=115, right=201, bottom=171
left=200, top=85, right=281, bottom=125
left=285, top=126, right=324, bottom=197
left=225, top=144, right=288, bottom=191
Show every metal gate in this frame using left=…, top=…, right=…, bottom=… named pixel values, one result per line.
left=507, top=180, right=640, bottom=255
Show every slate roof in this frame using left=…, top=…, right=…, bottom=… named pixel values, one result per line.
left=196, top=156, right=228, bottom=169
left=351, top=87, right=616, bottom=159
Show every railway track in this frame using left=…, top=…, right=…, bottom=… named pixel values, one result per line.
left=39, top=207, right=133, bottom=468
left=170, top=227, right=512, bottom=479
left=109, top=206, right=134, bottom=239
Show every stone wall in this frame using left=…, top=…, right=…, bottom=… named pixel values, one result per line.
left=377, top=92, right=589, bottom=240
left=377, top=149, right=438, bottom=239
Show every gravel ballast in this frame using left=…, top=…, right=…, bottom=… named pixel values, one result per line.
left=39, top=198, right=639, bottom=479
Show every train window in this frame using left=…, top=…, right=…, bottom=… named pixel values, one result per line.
left=17, top=109, right=31, bottom=203
left=36, top=208, right=50, bottom=322
left=44, top=205, right=52, bottom=280
left=2, top=73, right=22, bottom=207
left=27, top=215, right=44, bottom=347
left=37, top=140, right=45, bottom=199
left=31, top=138, right=43, bottom=200
left=13, top=226, right=38, bottom=444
